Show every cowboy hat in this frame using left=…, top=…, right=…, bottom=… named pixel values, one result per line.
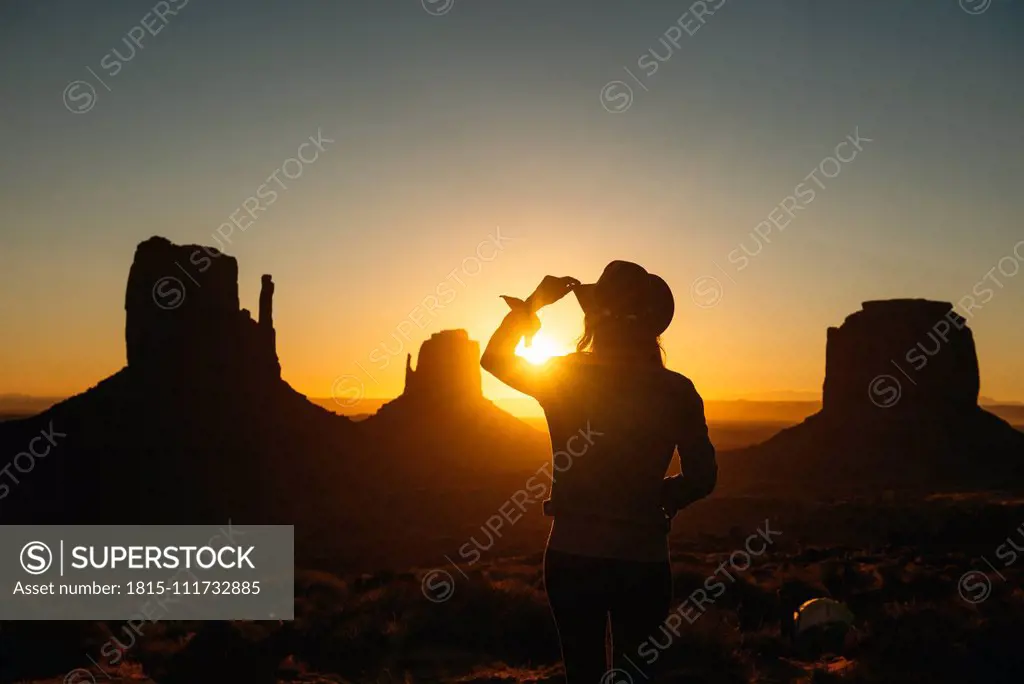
left=573, top=260, right=674, bottom=335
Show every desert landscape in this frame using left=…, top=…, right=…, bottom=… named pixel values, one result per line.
left=1, top=237, right=1022, bottom=683
left=3, top=2, right=1023, bottom=681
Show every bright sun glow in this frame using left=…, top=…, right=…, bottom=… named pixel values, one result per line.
left=515, top=332, right=568, bottom=365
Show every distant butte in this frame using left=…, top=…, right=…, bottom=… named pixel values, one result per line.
left=125, top=236, right=281, bottom=386
left=0, top=236, right=355, bottom=527
left=402, top=329, right=484, bottom=403
left=718, top=299, right=1024, bottom=496
left=362, top=328, right=549, bottom=472
left=823, top=299, right=979, bottom=416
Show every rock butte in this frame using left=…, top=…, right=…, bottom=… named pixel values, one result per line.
left=721, top=299, right=1024, bottom=495
left=823, top=299, right=979, bottom=416
left=403, top=330, right=484, bottom=403
left=125, top=236, right=281, bottom=387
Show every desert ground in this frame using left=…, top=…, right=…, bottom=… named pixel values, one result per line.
left=10, top=412, right=1024, bottom=684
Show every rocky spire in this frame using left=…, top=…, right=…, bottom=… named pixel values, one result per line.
left=259, top=274, right=275, bottom=328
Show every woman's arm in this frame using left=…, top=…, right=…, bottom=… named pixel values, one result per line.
left=480, top=276, right=579, bottom=400
left=662, top=379, right=718, bottom=516
left=480, top=304, right=547, bottom=398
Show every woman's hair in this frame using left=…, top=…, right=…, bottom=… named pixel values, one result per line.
left=576, top=314, right=665, bottom=366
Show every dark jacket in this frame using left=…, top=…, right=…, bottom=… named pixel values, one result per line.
left=481, top=308, right=717, bottom=530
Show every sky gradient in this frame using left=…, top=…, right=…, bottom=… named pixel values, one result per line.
left=2, top=0, right=1023, bottom=407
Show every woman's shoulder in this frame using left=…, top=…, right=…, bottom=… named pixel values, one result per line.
left=660, top=368, right=702, bottom=398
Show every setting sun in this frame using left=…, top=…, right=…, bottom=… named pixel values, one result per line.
left=515, top=332, right=569, bottom=365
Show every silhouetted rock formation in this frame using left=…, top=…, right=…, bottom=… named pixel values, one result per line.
left=0, top=236, right=354, bottom=531
left=403, top=330, right=483, bottom=403
left=366, top=329, right=548, bottom=469
left=260, top=273, right=275, bottom=327
left=719, top=299, right=1024, bottom=496
left=822, top=299, right=979, bottom=416
left=126, top=236, right=281, bottom=387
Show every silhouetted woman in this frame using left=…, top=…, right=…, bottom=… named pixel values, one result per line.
left=481, top=261, right=717, bottom=683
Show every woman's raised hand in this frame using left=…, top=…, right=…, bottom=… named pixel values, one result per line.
left=526, top=276, right=581, bottom=311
